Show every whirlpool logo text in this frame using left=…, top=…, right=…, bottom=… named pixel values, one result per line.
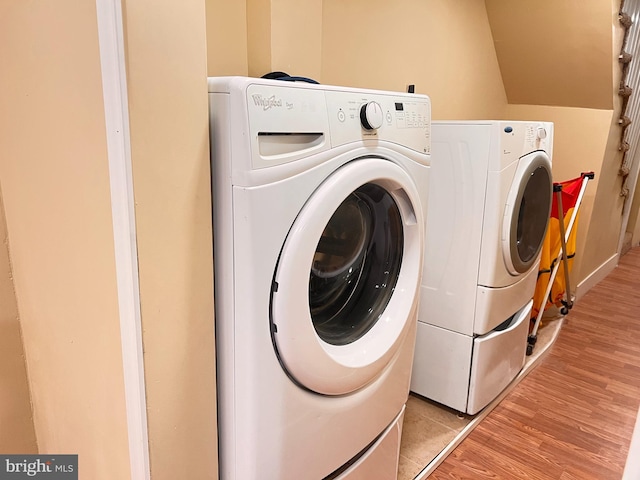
left=252, top=94, right=283, bottom=111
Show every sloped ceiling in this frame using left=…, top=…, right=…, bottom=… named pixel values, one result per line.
left=485, top=0, right=614, bottom=109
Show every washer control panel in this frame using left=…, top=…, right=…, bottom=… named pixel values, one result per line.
left=325, top=90, right=431, bottom=155
left=243, top=82, right=431, bottom=171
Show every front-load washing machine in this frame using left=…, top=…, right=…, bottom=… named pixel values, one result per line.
left=209, top=76, right=431, bottom=479
left=411, top=121, right=553, bottom=414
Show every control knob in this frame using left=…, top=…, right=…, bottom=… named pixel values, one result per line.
left=360, top=101, right=383, bottom=130
left=536, top=126, right=548, bottom=140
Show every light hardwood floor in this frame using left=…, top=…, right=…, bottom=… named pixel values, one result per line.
left=429, top=247, right=640, bottom=479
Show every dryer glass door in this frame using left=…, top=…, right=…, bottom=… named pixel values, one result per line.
left=270, top=156, right=424, bottom=396
left=505, top=152, right=552, bottom=274
left=309, top=183, right=403, bottom=346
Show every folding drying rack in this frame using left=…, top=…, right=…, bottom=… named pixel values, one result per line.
left=527, top=172, right=595, bottom=356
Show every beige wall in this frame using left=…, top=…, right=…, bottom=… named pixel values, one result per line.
left=0, top=192, right=37, bottom=454
left=245, top=0, right=323, bottom=79
left=500, top=1, right=625, bottom=287
left=580, top=0, right=626, bottom=277
left=486, top=0, right=613, bottom=109
left=0, top=2, right=131, bottom=478
left=246, top=0, right=272, bottom=77
left=206, top=0, right=248, bottom=75
left=321, top=0, right=508, bottom=120
left=239, top=0, right=507, bottom=118
left=1, top=1, right=218, bottom=478
left=270, top=0, right=323, bottom=80
left=122, top=0, right=218, bottom=478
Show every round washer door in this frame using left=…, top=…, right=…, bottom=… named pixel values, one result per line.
left=271, top=157, right=423, bottom=396
left=502, top=151, right=553, bottom=275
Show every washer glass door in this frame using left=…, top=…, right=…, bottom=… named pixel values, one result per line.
left=271, top=157, right=423, bottom=396
left=504, top=152, right=552, bottom=274
left=309, top=182, right=403, bottom=346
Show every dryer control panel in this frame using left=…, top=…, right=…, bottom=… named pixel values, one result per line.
left=493, top=121, right=554, bottom=172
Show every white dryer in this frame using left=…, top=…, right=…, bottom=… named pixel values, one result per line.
left=209, top=77, right=431, bottom=479
left=411, top=121, right=553, bottom=414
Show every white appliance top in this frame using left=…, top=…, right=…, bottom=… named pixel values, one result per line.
left=432, top=120, right=553, bottom=170
left=208, top=76, right=431, bottom=173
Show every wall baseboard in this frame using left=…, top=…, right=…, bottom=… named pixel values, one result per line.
left=575, top=253, right=618, bottom=301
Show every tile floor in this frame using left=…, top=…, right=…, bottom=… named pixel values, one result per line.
left=398, top=314, right=564, bottom=480
left=398, top=395, right=470, bottom=479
